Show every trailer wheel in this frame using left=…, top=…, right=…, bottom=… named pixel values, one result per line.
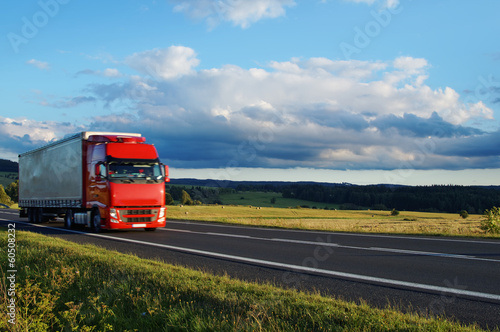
left=34, top=208, right=44, bottom=223
left=64, top=210, right=74, bottom=229
left=28, top=208, right=35, bottom=223
left=91, top=209, right=101, bottom=233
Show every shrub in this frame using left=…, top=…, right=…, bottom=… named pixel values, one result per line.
left=5, top=180, right=18, bottom=203
left=391, top=209, right=400, bottom=216
left=459, top=210, right=469, bottom=219
left=181, top=190, right=194, bottom=205
left=0, top=185, right=13, bottom=206
left=480, top=207, right=500, bottom=234
left=165, top=192, right=174, bottom=205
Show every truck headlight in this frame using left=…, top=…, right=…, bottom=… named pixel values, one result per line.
left=110, top=208, right=118, bottom=219
left=158, top=207, right=166, bottom=219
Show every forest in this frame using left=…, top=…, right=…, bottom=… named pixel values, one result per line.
left=166, top=181, right=500, bottom=214
left=280, top=184, right=500, bottom=214
left=0, top=159, right=18, bottom=172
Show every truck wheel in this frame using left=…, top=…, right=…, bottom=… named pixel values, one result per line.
left=28, top=208, right=35, bottom=223
left=91, top=209, right=101, bottom=233
left=34, top=208, right=44, bottom=223
left=64, top=210, right=74, bottom=229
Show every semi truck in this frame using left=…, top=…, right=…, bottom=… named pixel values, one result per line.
left=18, top=131, right=169, bottom=232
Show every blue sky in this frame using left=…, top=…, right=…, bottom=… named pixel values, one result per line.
left=1, top=0, right=500, bottom=185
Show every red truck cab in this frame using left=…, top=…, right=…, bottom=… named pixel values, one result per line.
left=80, top=133, right=169, bottom=231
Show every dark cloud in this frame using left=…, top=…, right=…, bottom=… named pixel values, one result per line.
left=436, top=129, right=500, bottom=158
left=307, top=109, right=369, bottom=131
left=371, top=112, right=483, bottom=138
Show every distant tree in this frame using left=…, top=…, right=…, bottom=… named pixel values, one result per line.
left=391, top=208, right=400, bottom=216
left=168, top=186, right=184, bottom=201
left=371, top=204, right=388, bottom=211
left=6, top=180, right=18, bottom=203
left=480, top=207, right=500, bottom=234
left=181, top=190, right=194, bottom=206
left=165, top=192, right=174, bottom=206
left=459, top=210, right=469, bottom=219
left=0, top=185, right=13, bottom=206
left=270, top=197, right=277, bottom=204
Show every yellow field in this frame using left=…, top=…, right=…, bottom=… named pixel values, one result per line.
left=166, top=205, right=494, bottom=238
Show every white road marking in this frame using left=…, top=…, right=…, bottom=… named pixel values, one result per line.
left=2, top=218, right=500, bottom=302
left=166, top=227, right=500, bottom=263
left=167, top=220, right=500, bottom=245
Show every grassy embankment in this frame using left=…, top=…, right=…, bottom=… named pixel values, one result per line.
left=167, top=204, right=495, bottom=238
left=0, top=230, right=491, bottom=331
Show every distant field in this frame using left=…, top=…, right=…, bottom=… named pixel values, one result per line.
left=220, top=191, right=340, bottom=209
left=0, top=171, right=17, bottom=187
left=167, top=205, right=493, bottom=238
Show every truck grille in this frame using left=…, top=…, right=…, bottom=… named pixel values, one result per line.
left=124, top=217, right=152, bottom=223
left=126, top=209, right=153, bottom=215
left=119, top=208, right=158, bottom=223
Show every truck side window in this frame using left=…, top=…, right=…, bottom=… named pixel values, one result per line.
left=99, top=163, right=106, bottom=178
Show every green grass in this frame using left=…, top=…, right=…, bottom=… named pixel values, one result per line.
left=167, top=205, right=497, bottom=238
left=0, top=230, right=489, bottom=331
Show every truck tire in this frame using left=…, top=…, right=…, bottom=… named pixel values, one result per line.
left=64, top=210, right=74, bottom=229
left=34, top=208, right=44, bottom=223
left=91, top=209, right=101, bottom=233
left=28, top=208, right=35, bottom=223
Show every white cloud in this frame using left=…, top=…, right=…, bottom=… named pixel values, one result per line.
left=0, top=116, right=81, bottom=158
left=171, top=0, right=296, bottom=28
left=27, top=59, right=50, bottom=70
left=342, top=0, right=400, bottom=9
left=75, top=68, right=122, bottom=78
left=125, top=46, right=200, bottom=80
left=78, top=49, right=497, bottom=171
left=15, top=47, right=494, bottom=171
left=103, top=68, right=121, bottom=77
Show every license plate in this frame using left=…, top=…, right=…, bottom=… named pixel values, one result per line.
left=132, top=224, right=147, bottom=228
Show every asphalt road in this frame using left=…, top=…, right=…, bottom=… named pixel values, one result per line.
left=1, top=208, right=500, bottom=329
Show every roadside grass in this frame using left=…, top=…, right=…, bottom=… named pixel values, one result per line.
left=167, top=205, right=495, bottom=238
left=1, top=203, right=19, bottom=209
left=0, top=230, right=489, bottom=331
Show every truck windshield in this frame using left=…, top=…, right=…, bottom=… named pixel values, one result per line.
left=108, top=160, right=163, bottom=182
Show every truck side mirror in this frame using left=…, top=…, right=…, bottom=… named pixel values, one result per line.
left=164, top=165, right=170, bottom=182
left=95, top=163, right=102, bottom=181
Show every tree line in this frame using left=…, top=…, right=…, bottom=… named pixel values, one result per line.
left=281, top=184, right=500, bottom=213
left=165, top=185, right=235, bottom=205
left=0, top=159, right=18, bottom=173
left=165, top=183, right=500, bottom=213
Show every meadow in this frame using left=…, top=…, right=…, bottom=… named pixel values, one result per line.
left=166, top=204, right=493, bottom=238
left=0, top=230, right=490, bottom=331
